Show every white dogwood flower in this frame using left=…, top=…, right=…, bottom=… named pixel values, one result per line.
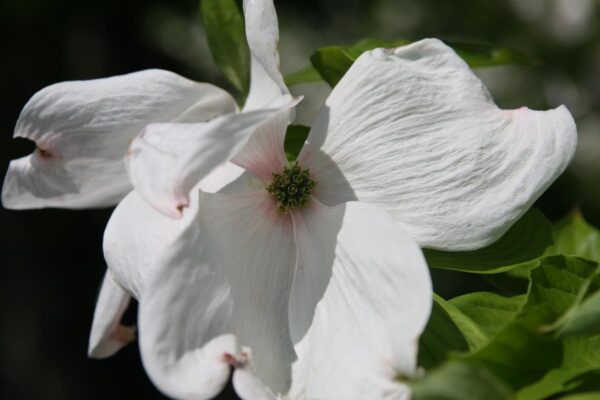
left=118, top=14, right=577, bottom=400
left=1, top=0, right=296, bottom=361
left=2, top=0, right=577, bottom=398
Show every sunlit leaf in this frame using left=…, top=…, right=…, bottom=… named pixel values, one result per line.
left=467, top=315, right=563, bottom=390
left=516, top=367, right=587, bottom=399
left=548, top=211, right=600, bottom=263
left=559, top=291, right=600, bottom=337
left=512, top=256, right=600, bottom=399
left=418, top=293, right=525, bottom=370
left=536, top=214, right=600, bottom=338
left=423, top=257, right=600, bottom=396
left=540, top=262, right=600, bottom=338
left=424, top=208, right=553, bottom=274
left=201, top=0, right=250, bottom=96
left=556, top=373, right=600, bottom=399
left=410, top=361, right=514, bottom=400
left=516, top=334, right=600, bottom=399
left=449, top=292, right=526, bottom=349
left=463, top=256, right=600, bottom=392
left=561, top=394, right=600, bottom=400
left=418, top=295, right=470, bottom=369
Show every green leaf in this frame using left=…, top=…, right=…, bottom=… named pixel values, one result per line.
left=467, top=316, right=563, bottom=390
left=418, top=295, right=470, bottom=369
left=445, top=41, right=540, bottom=68
left=525, top=256, right=599, bottom=321
left=483, top=271, right=531, bottom=296
left=284, top=125, right=310, bottom=161
left=561, top=394, right=600, bottom=400
left=516, top=334, right=600, bottom=399
left=434, top=292, right=542, bottom=387
left=309, top=46, right=355, bottom=87
left=515, top=265, right=600, bottom=396
left=435, top=294, right=498, bottom=351
left=419, top=257, right=600, bottom=398
left=557, top=373, right=600, bottom=398
left=449, top=292, right=527, bottom=350
left=310, top=38, right=537, bottom=88
left=535, top=213, right=600, bottom=338
left=548, top=211, right=600, bottom=263
left=418, top=293, right=525, bottom=369
left=463, top=256, right=600, bottom=392
left=540, top=258, right=600, bottom=338
left=284, top=65, right=323, bottom=86
left=420, top=256, right=600, bottom=398
left=310, top=38, right=408, bottom=87
left=350, top=37, right=411, bottom=53
left=424, top=208, right=553, bottom=274
left=519, top=369, right=600, bottom=400
left=516, top=368, right=589, bottom=400
left=201, top=0, right=250, bottom=96
left=410, top=361, right=514, bottom=400
left=559, top=291, right=600, bottom=337
left=513, top=256, right=600, bottom=399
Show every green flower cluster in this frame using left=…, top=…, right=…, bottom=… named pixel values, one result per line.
left=266, top=163, right=316, bottom=213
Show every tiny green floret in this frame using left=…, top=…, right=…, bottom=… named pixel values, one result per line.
left=266, top=163, right=316, bottom=213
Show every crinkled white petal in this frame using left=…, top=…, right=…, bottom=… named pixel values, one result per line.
left=139, top=189, right=296, bottom=399
left=299, top=39, right=577, bottom=250
left=2, top=69, right=236, bottom=210
left=88, top=271, right=135, bottom=359
left=243, top=0, right=288, bottom=111
left=127, top=97, right=298, bottom=218
left=103, top=163, right=245, bottom=300
left=289, top=201, right=432, bottom=400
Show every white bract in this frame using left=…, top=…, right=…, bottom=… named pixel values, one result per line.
left=2, top=0, right=294, bottom=362
left=1, top=0, right=577, bottom=399
left=120, top=17, right=577, bottom=400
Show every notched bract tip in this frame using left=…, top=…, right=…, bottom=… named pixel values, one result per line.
left=223, top=351, right=250, bottom=369
left=111, top=324, right=136, bottom=344
left=35, top=146, right=56, bottom=161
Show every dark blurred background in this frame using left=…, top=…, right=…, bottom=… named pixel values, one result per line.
left=1, top=0, right=598, bottom=398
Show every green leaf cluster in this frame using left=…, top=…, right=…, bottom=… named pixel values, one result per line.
left=413, top=213, right=600, bottom=400
left=286, top=38, right=539, bottom=88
